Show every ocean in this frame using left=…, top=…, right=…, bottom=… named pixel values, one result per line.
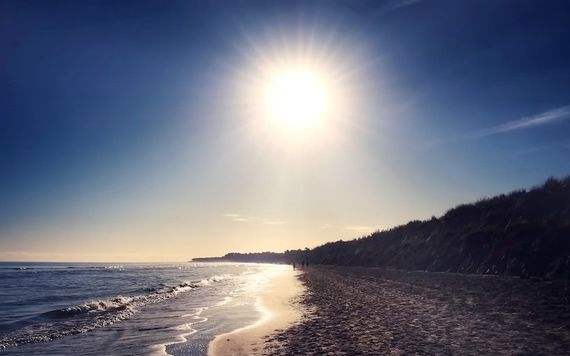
left=0, top=262, right=287, bottom=355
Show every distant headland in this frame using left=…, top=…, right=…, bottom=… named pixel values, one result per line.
left=194, top=176, right=570, bottom=279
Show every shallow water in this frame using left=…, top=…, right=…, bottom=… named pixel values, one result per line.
left=0, top=262, right=286, bottom=355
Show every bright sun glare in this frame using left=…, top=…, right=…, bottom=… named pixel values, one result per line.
left=236, top=31, right=362, bottom=143
left=263, top=67, right=330, bottom=131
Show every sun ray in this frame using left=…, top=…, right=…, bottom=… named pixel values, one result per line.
left=218, top=20, right=378, bottom=151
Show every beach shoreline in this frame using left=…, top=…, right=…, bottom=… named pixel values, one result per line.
left=207, top=268, right=303, bottom=356
left=264, top=266, right=570, bottom=355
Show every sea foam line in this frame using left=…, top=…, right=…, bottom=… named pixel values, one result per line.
left=0, top=274, right=232, bottom=350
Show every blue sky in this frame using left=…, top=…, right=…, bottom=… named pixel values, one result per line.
left=1, top=0, right=569, bottom=261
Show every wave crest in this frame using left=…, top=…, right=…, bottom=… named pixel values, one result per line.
left=0, top=273, right=233, bottom=349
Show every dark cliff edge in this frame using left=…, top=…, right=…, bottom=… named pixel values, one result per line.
left=193, top=176, right=570, bottom=279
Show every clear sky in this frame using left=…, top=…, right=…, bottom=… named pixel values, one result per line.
left=1, top=0, right=569, bottom=262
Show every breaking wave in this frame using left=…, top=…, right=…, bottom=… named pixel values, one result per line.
left=0, top=274, right=233, bottom=350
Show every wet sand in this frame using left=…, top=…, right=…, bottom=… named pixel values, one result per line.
left=208, top=269, right=303, bottom=356
left=265, top=266, right=570, bottom=355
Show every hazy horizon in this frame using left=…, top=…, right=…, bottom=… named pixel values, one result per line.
left=0, top=174, right=566, bottom=263
left=2, top=0, right=569, bottom=262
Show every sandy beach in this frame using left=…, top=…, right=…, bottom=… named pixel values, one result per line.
left=265, top=266, right=570, bottom=355
left=208, top=268, right=303, bottom=356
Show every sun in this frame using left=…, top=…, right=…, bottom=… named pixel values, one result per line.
left=262, top=67, right=330, bottom=131
left=230, top=29, right=365, bottom=145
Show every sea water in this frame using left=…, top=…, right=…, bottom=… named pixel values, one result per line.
left=0, top=262, right=286, bottom=355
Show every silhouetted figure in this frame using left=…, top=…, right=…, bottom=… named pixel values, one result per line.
left=293, top=263, right=296, bottom=270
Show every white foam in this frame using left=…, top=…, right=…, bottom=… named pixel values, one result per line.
left=0, top=273, right=234, bottom=349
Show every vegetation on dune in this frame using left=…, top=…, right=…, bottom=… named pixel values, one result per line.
left=194, top=176, right=570, bottom=279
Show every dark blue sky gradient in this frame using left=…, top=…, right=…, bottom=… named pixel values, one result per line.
left=1, top=0, right=569, bottom=243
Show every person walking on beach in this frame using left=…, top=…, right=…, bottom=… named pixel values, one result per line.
left=293, top=262, right=296, bottom=270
